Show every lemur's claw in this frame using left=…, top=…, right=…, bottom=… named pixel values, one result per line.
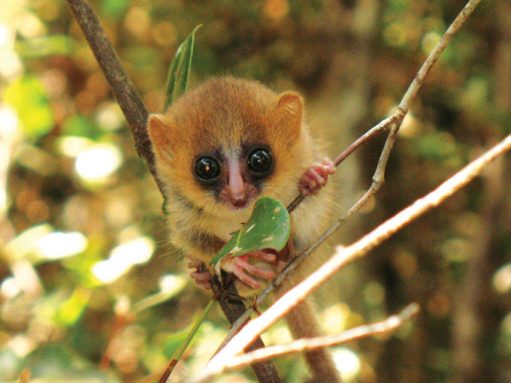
left=188, top=260, right=212, bottom=290
left=298, top=157, right=336, bottom=196
left=222, top=251, right=276, bottom=289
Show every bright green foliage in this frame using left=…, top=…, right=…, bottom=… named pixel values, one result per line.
left=15, top=35, right=76, bottom=58
left=101, top=0, right=130, bottom=20
left=415, top=132, right=462, bottom=164
left=54, top=288, right=91, bottom=326
left=62, top=115, right=101, bottom=139
left=3, top=76, right=54, bottom=140
left=163, top=326, right=194, bottom=359
left=164, top=25, right=201, bottom=110
left=164, top=300, right=214, bottom=362
left=212, top=197, right=291, bottom=266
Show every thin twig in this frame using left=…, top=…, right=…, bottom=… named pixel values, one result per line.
left=207, top=303, right=418, bottom=376
left=398, top=0, right=483, bottom=112
left=198, top=134, right=511, bottom=381
left=158, top=300, right=216, bottom=383
left=374, top=0, right=483, bottom=184
left=221, top=0, right=483, bottom=347
left=287, top=112, right=403, bottom=212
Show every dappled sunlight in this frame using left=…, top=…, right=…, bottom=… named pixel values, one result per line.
left=332, top=347, right=362, bottom=382
left=92, top=237, right=155, bottom=284
left=158, top=274, right=187, bottom=295
left=0, top=105, right=18, bottom=136
left=0, top=0, right=508, bottom=382
left=56, top=136, right=93, bottom=158
left=75, top=144, right=123, bottom=183
left=493, top=264, right=511, bottom=294
left=35, top=231, right=87, bottom=260
left=1, top=276, right=22, bottom=298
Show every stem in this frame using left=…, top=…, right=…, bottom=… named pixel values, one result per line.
left=158, top=300, right=215, bottom=383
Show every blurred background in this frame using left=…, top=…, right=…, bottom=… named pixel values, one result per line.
left=1, top=0, right=510, bottom=382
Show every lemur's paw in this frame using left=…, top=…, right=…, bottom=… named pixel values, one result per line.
left=222, top=251, right=277, bottom=289
left=188, top=259, right=212, bottom=290
left=298, top=157, right=336, bottom=196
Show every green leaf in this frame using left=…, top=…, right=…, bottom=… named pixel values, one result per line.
left=101, top=0, right=130, bottom=20
left=415, top=132, right=460, bottom=163
left=3, top=76, right=54, bottom=140
left=211, top=197, right=291, bottom=265
left=163, top=328, right=191, bottom=359
left=15, top=35, right=76, bottom=59
left=54, top=288, right=91, bottom=326
left=163, top=25, right=201, bottom=110
left=62, top=115, right=99, bottom=139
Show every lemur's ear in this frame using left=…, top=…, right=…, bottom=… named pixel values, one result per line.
left=148, top=113, right=176, bottom=160
left=273, top=91, right=303, bottom=141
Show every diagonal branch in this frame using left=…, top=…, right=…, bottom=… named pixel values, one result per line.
left=65, top=0, right=162, bottom=192
left=207, top=303, right=418, bottom=376
left=200, top=134, right=511, bottom=381
left=221, top=0, right=483, bottom=347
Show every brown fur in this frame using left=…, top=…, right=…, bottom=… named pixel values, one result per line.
left=148, top=77, right=340, bottom=382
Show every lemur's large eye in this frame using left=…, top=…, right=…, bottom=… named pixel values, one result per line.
left=248, top=148, right=272, bottom=173
left=195, top=157, right=220, bottom=180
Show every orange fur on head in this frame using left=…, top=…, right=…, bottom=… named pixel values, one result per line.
left=148, top=77, right=313, bottom=222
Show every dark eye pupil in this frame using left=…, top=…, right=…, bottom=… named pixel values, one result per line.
left=248, top=149, right=272, bottom=173
left=195, top=157, right=220, bottom=180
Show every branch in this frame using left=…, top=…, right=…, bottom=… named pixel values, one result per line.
left=215, top=282, right=282, bottom=383
left=199, top=134, right=511, bottom=381
left=210, top=303, right=419, bottom=376
left=222, top=0, right=483, bottom=346
left=287, top=112, right=403, bottom=212
left=65, top=0, right=159, bottom=190
left=398, top=0, right=483, bottom=112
